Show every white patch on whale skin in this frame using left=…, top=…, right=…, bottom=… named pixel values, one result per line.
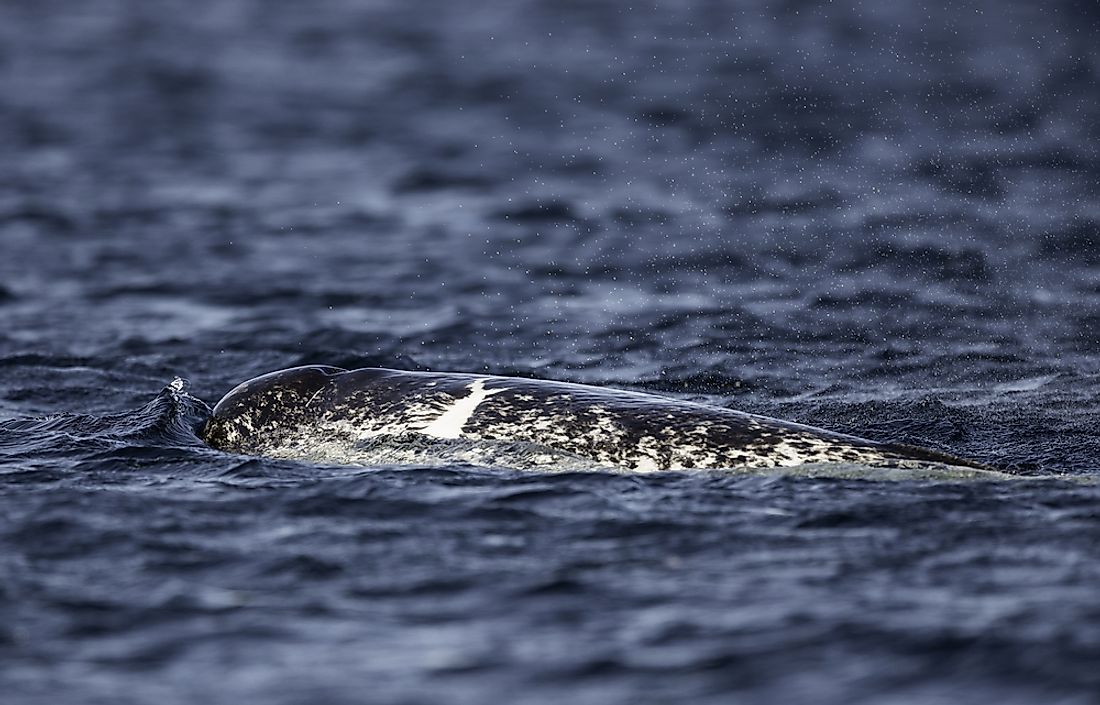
left=420, top=379, right=506, bottom=439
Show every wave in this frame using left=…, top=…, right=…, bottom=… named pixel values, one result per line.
left=0, top=379, right=212, bottom=474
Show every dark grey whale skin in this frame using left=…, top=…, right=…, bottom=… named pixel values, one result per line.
left=202, top=366, right=991, bottom=472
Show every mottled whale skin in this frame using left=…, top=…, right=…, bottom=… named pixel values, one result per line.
left=201, top=366, right=988, bottom=472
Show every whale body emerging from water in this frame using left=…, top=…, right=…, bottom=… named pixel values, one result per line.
left=201, top=366, right=991, bottom=474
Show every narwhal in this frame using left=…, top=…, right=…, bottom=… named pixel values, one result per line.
left=201, top=366, right=991, bottom=473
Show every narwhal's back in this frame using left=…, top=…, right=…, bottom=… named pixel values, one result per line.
left=202, top=366, right=993, bottom=473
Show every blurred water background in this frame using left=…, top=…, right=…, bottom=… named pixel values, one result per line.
left=1, top=1, right=1099, bottom=702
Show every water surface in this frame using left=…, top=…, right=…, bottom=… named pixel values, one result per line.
left=1, top=1, right=1099, bottom=702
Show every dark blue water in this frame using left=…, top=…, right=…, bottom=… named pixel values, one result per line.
left=2, top=1, right=1099, bottom=702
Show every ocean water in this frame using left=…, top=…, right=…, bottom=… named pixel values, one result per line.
left=2, top=1, right=1099, bottom=703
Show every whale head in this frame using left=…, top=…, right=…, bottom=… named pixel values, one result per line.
left=202, top=365, right=346, bottom=454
